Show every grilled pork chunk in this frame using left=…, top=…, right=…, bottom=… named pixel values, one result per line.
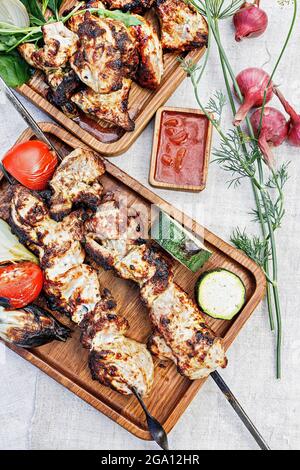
left=82, top=292, right=154, bottom=396
left=130, top=16, right=164, bottom=90
left=0, top=304, right=70, bottom=348
left=142, top=282, right=228, bottom=379
left=102, top=0, right=155, bottom=12
left=155, top=0, right=208, bottom=52
left=49, top=148, right=105, bottom=221
left=85, top=197, right=228, bottom=380
left=10, top=173, right=154, bottom=397
left=19, top=22, right=78, bottom=71
left=69, top=11, right=138, bottom=94
left=72, top=78, right=135, bottom=131
left=46, top=68, right=81, bottom=118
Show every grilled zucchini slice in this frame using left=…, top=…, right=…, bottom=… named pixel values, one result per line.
left=196, top=269, right=246, bottom=320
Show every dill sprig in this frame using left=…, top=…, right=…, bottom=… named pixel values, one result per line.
left=183, top=0, right=298, bottom=378
left=206, top=90, right=226, bottom=125
left=231, top=228, right=271, bottom=270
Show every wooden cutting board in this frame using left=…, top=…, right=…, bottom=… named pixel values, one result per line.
left=0, top=123, right=266, bottom=441
left=17, top=0, right=205, bottom=157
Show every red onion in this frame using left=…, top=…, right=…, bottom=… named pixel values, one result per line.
left=250, top=107, right=289, bottom=166
left=233, top=1, right=268, bottom=42
left=274, top=87, right=300, bottom=147
left=234, top=68, right=273, bottom=126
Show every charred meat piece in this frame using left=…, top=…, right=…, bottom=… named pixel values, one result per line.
left=19, top=22, right=78, bottom=71
left=10, top=186, right=85, bottom=257
left=130, top=16, right=164, bottom=90
left=72, top=79, right=135, bottom=131
left=69, top=11, right=138, bottom=93
left=10, top=185, right=53, bottom=256
left=148, top=333, right=176, bottom=362
left=0, top=304, right=71, bottom=348
left=102, top=0, right=155, bottom=13
left=155, top=0, right=208, bottom=52
left=49, top=148, right=106, bottom=221
left=85, top=199, right=142, bottom=270
left=85, top=195, right=228, bottom=380
left=46, top=68, right=81, bottom=118
left=142, top=282, right=228, bottom=379
left=82, top=294, right=154, bottom=396
left=44, top=261, right=102, bottom=324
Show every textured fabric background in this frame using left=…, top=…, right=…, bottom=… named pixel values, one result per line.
left=0, top=2, right=299, bottom=450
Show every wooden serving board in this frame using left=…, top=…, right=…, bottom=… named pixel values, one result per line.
left=17, top=0, right=205, bottom=157
left=0, top=123, right=266, bottom=441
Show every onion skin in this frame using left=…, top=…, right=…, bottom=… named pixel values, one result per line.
left=251, top=107, right=289, bottom=166
left=233, top=1, right=268, bottom=42
left=234, top=68, right=273, bottom=126
left=274, top=87, right=300, bottom=147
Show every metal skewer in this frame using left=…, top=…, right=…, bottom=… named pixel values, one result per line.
left=0, top=77, right=64, bottom=161
left=132, top=387, right=169, bottom=450
left=211, top=371, right=270, bottom=450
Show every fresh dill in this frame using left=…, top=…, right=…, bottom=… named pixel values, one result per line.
left=183, top=0, right=298, bottom=378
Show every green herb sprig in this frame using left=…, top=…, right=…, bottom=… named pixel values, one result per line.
left=184, top=0, right=298, bottom=378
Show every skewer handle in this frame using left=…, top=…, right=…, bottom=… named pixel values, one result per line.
left=211, top=371, right=271, bottom=450
left=0, top=77, right=64, bottom=161
left=132, top=388, right=169, bottom=451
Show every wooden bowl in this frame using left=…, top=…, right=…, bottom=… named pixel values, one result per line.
left=149, top=106, right=213, bottom=192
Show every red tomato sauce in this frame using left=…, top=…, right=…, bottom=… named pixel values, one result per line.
left=154, top=111, right=209, bottom=187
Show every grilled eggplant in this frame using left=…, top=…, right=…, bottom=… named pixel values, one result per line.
left=0, top=304, right=71, bottom=348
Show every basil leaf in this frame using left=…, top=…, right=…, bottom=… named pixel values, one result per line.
left=47, top=0, right=63, bottom=14
left=89, top=8, right=142, bottom=27
left=0, top=51, right=31, bottom=87
left=0, top=35, right=19, bottom=52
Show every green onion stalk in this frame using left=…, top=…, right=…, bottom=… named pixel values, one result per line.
left=186, top=0, right=298, bottom=378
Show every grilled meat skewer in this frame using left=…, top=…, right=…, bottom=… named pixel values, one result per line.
left=10, top=152, right=154, bottom=397
left=84, top=195, right=228, bottom=380
left=0, top=304, right=71, bottom=348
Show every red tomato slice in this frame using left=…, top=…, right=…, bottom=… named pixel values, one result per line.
left=3, top=140, right=58, bottom=190
left=0, top=262, right=44, bottom=309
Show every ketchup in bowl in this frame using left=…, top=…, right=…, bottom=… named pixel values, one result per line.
left=154, top=110, right=211, bottom=189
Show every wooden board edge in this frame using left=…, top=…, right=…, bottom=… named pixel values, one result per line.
left=2, top=341, right=153, bottom=441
